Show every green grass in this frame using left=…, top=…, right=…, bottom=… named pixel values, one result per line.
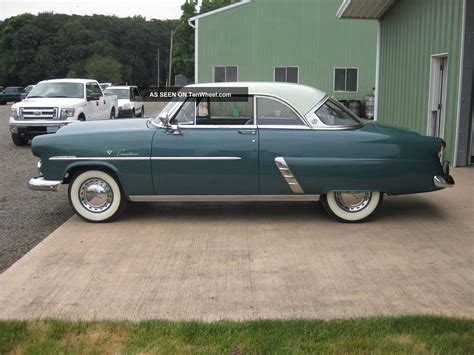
left=0, top=316, right=473, bottom=354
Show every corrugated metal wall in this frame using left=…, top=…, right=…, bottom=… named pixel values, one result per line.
left=197, top=0, right=377, bottom=102
left=378, top=0, right=463, bottom=162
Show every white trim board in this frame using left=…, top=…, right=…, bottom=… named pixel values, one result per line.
left=189, top=0, right=252, bottom=22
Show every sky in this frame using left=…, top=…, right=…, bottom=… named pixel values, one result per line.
left=0, top=0, right=186, bottom=20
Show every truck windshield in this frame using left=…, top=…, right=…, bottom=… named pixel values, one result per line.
left=104, top=89, right=129, bottom=99
left=28, top=82, right=84, bottom=99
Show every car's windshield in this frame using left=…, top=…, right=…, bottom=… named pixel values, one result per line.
left=315, top=98, right=361, bottom=127
left=104, top=88, right=129, bottom=99
left=28, top=82, right=84, bottom=98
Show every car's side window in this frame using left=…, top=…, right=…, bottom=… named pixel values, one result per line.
left=86, top=83, right=102, bottom=97
left=256, top=97, right=304, bottom=126
left=196, top=96, right=253, bottom=126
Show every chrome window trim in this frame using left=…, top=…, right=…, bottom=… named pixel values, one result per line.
left=129, top=195, right=320, bottom=202
left=177, top=125, right=257, bottom=130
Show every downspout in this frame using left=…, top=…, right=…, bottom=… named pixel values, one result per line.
left=374, top=19, right=381, bottom=121
left=188, top=18, right=198, bottom=84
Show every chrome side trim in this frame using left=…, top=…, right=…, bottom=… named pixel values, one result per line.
left=129, top=195, right=319, bottom=202
left=49, top=156, right=149, bottom=161
left=274, top=157, right=304, bottom=194
left=151, top=157, right=242, bottom=161
left=433, top=175, right=455, bottom=189
left=28, top=177, right=62, bottom=192
left=49, top=156, right=242, bottom=161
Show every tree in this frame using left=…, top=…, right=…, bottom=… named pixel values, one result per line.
left=173, top=0, right=197, bottom=81
left=0, top=13, right=178, bottom=86
left=200, top=0, right=237, bottom=14
left=85, top=56, right=122, bottom=84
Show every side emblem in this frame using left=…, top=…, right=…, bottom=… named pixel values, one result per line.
left=106, top=149, right=113, bottom=156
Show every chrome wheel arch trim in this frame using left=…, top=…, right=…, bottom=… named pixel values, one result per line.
left=274, top=157, right=304, bottom=194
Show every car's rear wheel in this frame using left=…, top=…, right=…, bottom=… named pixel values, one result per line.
left=321, top=191, right=382, bottom=222
left=68, top=170, right=126, bottom=223
left=11, top=133, right=27, bottom=146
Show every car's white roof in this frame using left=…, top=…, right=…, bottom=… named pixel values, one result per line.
left=37, top=78, right=97, bottom=84
left=106, top=86, right=135, bottom=90
left=186, top=82, right=327, bottom=115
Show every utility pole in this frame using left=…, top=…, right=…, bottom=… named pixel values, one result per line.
left=167, top=30, right=174, bottom=88
left=157, top=48, right=160, bottom=87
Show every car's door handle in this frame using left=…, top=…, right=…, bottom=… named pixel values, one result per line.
left=238, top=130, right=256, bottom=135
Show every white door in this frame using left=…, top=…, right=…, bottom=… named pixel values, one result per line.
left=428, top=55, right=448, bottom=138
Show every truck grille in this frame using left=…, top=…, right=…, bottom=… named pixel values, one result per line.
left=20, top=107, right=58, bottom=120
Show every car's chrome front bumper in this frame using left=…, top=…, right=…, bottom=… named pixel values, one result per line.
left=433, top=174, right=455, bottom=189
left=28, top=177, right=62, bottom=192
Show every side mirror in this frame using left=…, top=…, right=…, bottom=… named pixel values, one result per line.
left=87, top=95, right=100, bottom=101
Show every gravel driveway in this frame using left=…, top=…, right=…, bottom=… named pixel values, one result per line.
left=0, top=103, right=164, bottom=272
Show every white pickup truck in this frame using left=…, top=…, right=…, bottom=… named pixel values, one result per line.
left=9, top=78, right=118, bottom=146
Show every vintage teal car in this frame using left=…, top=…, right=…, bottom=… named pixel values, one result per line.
left=28, top=82, right=454, bottom=223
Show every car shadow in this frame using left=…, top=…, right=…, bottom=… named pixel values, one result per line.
left=119, top=195, right=445, bottom=224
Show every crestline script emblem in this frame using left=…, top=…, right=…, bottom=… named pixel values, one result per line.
left=117, top=150, right=139, bottom=157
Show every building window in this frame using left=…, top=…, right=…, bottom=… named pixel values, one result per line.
left=334, top=68, right=358, bottom=92
left=274, top=67, right=299, bottom=83
left=213, top=66, right=238, bottom=82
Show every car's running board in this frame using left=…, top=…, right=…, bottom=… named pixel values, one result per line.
left=129, top=195, right=320, bottom=202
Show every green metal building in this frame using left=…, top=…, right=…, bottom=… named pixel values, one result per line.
left=338, top=0, right=474, bottom=166
left=189, top=0, right=377, bottom=102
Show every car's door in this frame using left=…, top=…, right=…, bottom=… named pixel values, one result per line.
left=85, top=83, right=103, bottom=120
left=151, top=96, right=258, bottom=195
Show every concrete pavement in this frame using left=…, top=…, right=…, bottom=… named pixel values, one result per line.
left=0, top=168, right=472, bottom=321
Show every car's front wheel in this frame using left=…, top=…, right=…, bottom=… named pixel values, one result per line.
left=321, top=191, right=383, bottom=222
left=68, top=170, right=126, bottom=222
left=11, top=133, right=27, bottom=146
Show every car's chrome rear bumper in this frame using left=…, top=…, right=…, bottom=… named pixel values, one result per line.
left=433, top=174, right=455, bottom=189
left=28, top=177, right=62, bottom=192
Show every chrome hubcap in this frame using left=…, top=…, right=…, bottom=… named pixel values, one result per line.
left=79, top=178, right=113, bottom=213
left=334, top=192, right=372, bottom=213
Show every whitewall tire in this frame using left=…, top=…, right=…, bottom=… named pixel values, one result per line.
left=322, top=191, right=382, bottom=222
left=68, top=170, right=126, bottom=222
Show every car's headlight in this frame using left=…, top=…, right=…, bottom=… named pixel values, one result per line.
left=60, top=108, right=75, bottom=120
left=11, top=108, right=18, bottom=120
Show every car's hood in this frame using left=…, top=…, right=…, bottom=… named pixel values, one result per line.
left=57, top=118, right=150, bottom=135
left=362, top=121, right=420, bottom=136
left=13, top=98, right=85, bottom=107
left=117, top=99, right=130, bottom=107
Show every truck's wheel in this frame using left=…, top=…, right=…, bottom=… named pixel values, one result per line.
left=78, top=114, right=86, bottom=121
left=110, top=109, right=116, bottom=120
left=68, top=170, right=126, bottom=223
left=11, top=133, right=27, bottom=146
left=321, top=191, right=383, bottom=223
